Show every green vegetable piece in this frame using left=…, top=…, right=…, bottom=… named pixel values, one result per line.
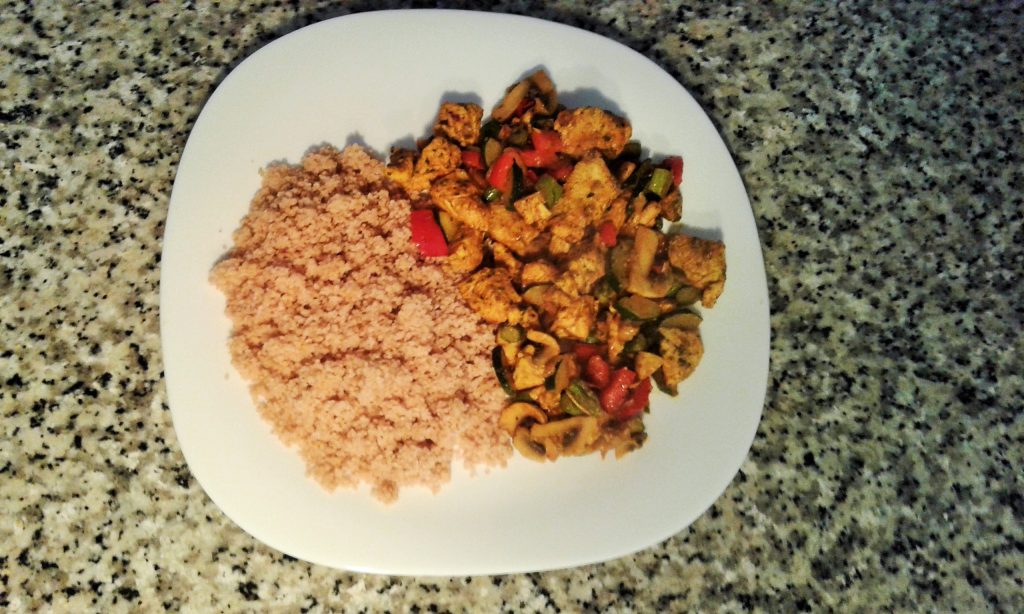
left=645, top=168, right=672, bottom=198
left=496, top=324, right=524, bottom=345
left=674, top=285, right=702, bottom=306
left=492, top=347, right=515, bottom=395
left=622, top=332, right=649, bottom=355
left=437, top=210, right=458, bottom=242
left=483, top=138, right=502, bottom=167
left=564, top=380, right=601, bottom=416
left=660, top=311, right=703, bottom=331
left=608, top=239, right=632, bottom=291
left=507, top=126, right=529, bottom=147
left=592, top=277, right=618, bottom=306
left=509, top=164, right=525, bottom=204
left=480, top=119, right=501, bottom=142
left=616, top=295, right=662, bottom=322
left=620, top=141, right=642, bottom=160
left=535, top=175, right=562, bottom=207
left=483, top=187, right=502, bottom=203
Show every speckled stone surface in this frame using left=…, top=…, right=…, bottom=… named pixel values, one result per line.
left=2, top=0, right=1021, bottom=611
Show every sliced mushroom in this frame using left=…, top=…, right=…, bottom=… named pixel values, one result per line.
left=492, top=79, right=531, bottom=122
left=499, top=402, right=547, bottom=435
left=531, top=416, right=601, bottom=458
left=512, top=426, right=548, bottom=462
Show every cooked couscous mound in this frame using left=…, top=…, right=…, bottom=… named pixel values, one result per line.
left=210, top=145, right=510, bottom=503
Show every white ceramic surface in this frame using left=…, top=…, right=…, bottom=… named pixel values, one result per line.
left=160, top=9, right=770, bottom=575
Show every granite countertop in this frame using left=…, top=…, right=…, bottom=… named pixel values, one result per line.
left=2, top=1, right=1021, bottom=611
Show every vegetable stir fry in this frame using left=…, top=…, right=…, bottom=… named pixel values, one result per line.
left=388, top=71, right=726, bottom=461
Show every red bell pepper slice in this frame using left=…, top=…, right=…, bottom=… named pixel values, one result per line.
left=664, top=156, right=684, bottom=187
left=519, top=149, right=555, bottom=168
left=597, top=221, right=618, bottom=247
left=573, top=343, right=600, bottom=360
left=531, top=130, right=563, bottom=154
left=550, top=161, right=573, bottom=182
left=487, top=149, right=521, bottom=189
left=409, top=210, right=449, bottom=257
left=614, top=378, right=652, bottom=420
left=585, top=354, right=611, bottom=389
left=513, top=98, right=534, bottom=117
left=461, top=149, right=484, bottom=170
left=600, top=367, right=636, bottom=414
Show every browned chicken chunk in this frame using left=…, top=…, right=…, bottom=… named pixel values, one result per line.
left=433, top=102, right=483, bottom=147
left=458, top=268, right=521, bottom=324
left=554, top=107, right=632, bottom=158
left=430, top=170, right=489, bottom=231
left=667, top=234, right=726, bottom=307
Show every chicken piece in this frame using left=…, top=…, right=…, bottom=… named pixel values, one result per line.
left=667, top=234, right=726, bottom=307
left=555, top=245, right=606, bottom=296
left=554, top=107, right=632, bottom=159
left=521, top=260, right=560, bottom=286
left=445, top=229, right=484, bottom=274
left=547, top=234, right=574, bottom=256
left=543, top=288, right=598, bottom=341
left=413, top=136, right=462, bottom=186
left=385, top=148, right=419, bottom=192
left=660, top=187, right=682, bottom=222
left=512, top=346, right=549, bottom=390
left=458, top=268, right=521, bottom=324
left=430, top=170, right=489, bottom=231
left=554, top=154, right=619, bottom=221
left=605, top=311, right=640, bottom=364
left=488, top=205, right=543, bottom=256
left=658, top=327, right=704, bottom=393
left=513, top=191, right=553, bottom=228
left=620, top=193, right=663, bottom=237
left=491, top=242, right=522, bottom=278
left=531, top=387, right=562, bottom=415
left=433, top=102, right=483, bottom=147
left=516, top=307, right=541, bottom=330
left=598, top=190, right=630, bottom=232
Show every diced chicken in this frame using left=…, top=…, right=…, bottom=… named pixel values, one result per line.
left=554, top=107, right=632, bottom=159
left=414, top=136, right=462, bottom=182
left=513, top=191, right=552, bottom=227
left=491, top=242, right=522, bottom=278
left=430, top=170, right=489, bottom=231
left=512, top=347, right=548, bottom=390
left=553, top=153, right=619, bottom=223
left=433, top=102, right=483, bottom=147
left=605, top=311, right=640, bottom=364
left=520, top=260, right=560, bottom=286
left=598, top=190, right=630, bottom=231
left=385, top=148, right=419, bottom=192
left=658, top=327, right=704, bottom=393
left=445, top=229, right=484, bottom=274
left=487, top=205, right=543, bottom=256
left=458, top=268, right=521, bottom=324
left=543, top=288, right=598, bottom=341
left=667, top=234, right=726, bottom=307
left=555, top=246, right=606, bottom=296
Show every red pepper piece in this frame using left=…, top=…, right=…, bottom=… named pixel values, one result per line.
left=409, top=210, right=449, bottom=257
left=487, top=149, right=521, bottom=189
left=550, top=161, right=573, bottom=181
left=585, top=354, right=611, bottom=389
left=513, top=98, right=535, bottom=117
left=519, top=149, right=555, bottom=168
left=614, top=378, right=652, bottom=420
left=664, top=156, right=684, bottom=187
left=597, top=221, right=618, bottom=247
left=573, top=343, right=600, bottom=360
left=531, top=130, right=563, bottom=154
left=600, top=367, right=636, bottom=414
left=461, top=149, right=484, bottom=170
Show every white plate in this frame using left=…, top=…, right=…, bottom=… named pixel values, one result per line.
left=161, top=9, right=769, bottom=575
